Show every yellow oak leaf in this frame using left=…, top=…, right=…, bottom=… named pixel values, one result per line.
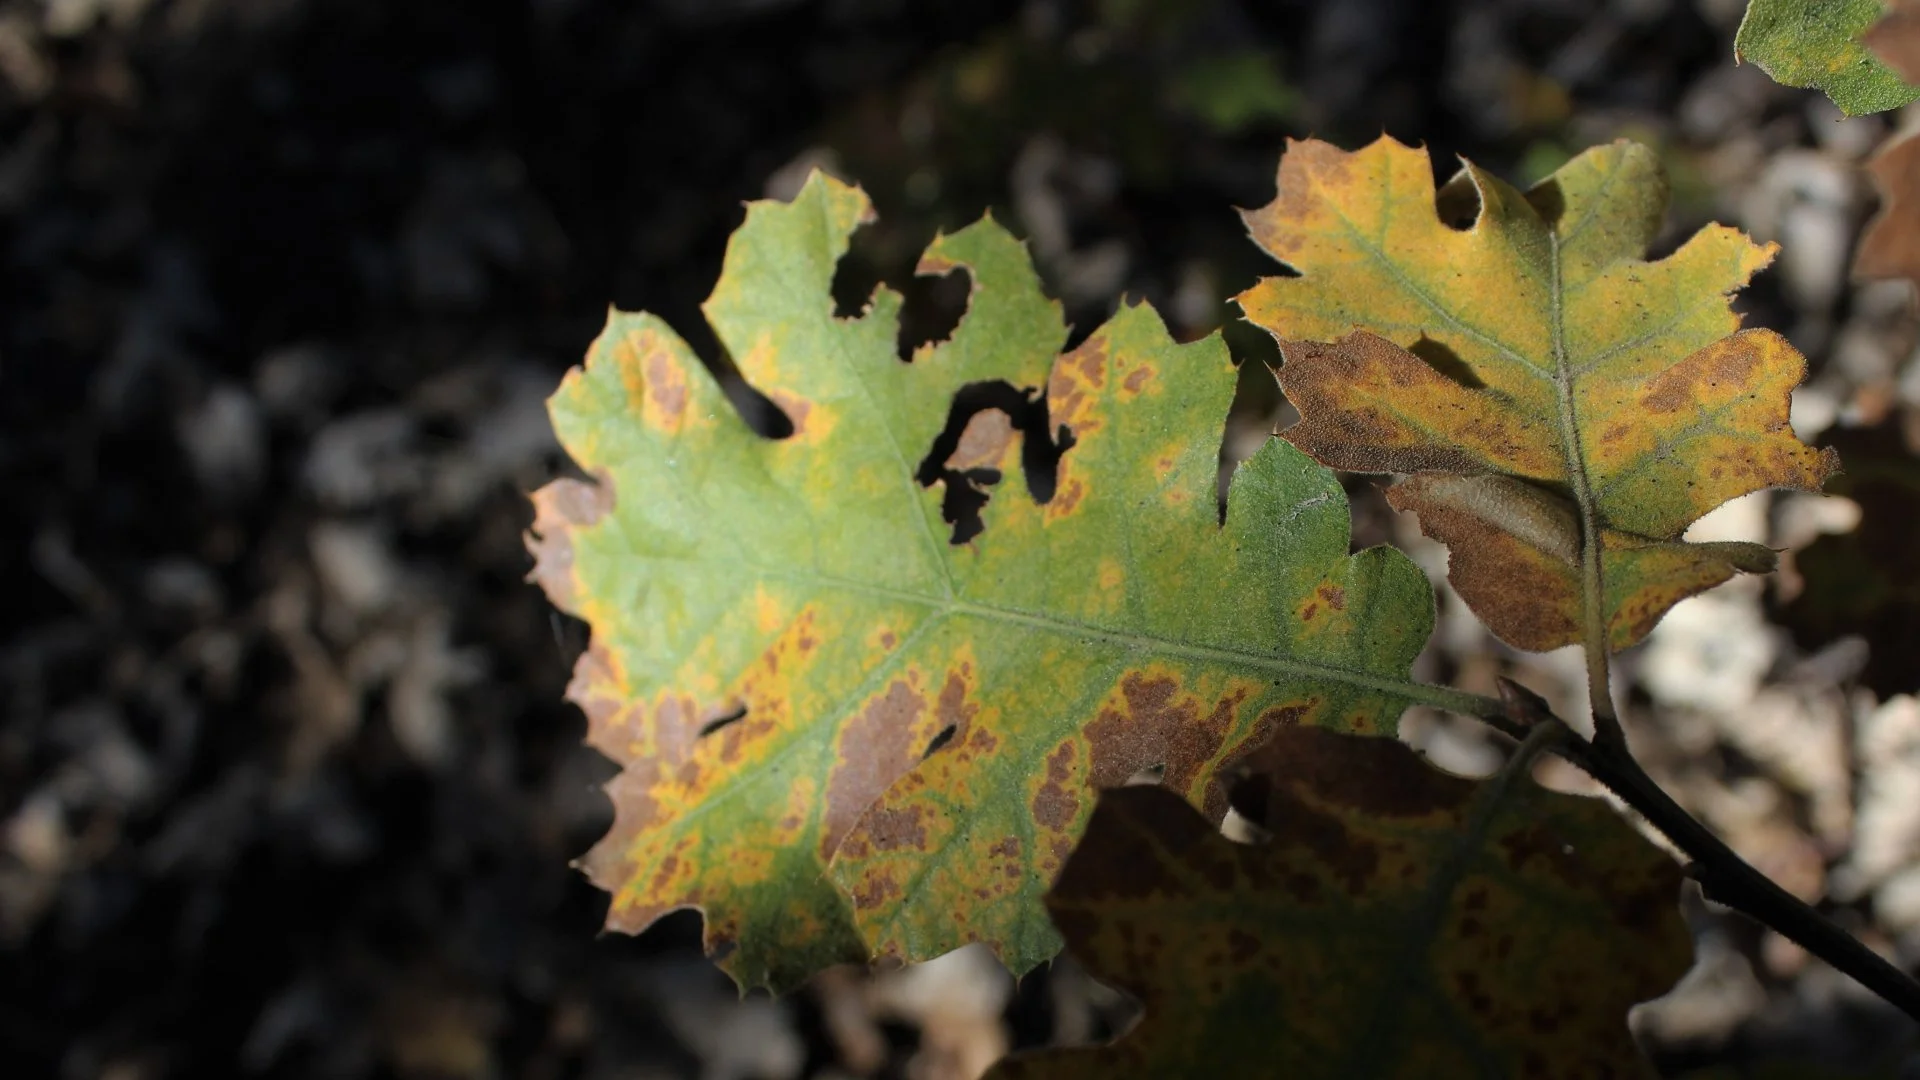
left=1238, top=137, right=1838, bottom=651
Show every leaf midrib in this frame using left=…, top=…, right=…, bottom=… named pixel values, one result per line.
left=1337, top=735, right=1544, bottom=1079
left=679, top=556, right=1478, bottom=712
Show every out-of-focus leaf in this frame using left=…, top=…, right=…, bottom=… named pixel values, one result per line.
left=1864, top=0, right=1920, bottom=83
left=988, top=726, right=1690, bottom=1079
left=1736, top=0, right=1920, bottom=117
left=1238, top=137, right=1836, bottom=652
left=529, top=171, right=1440, bottom=989
left=1856, top=134, right=1920, bottom=288
left=1172, top=50, right=1296, bottom=134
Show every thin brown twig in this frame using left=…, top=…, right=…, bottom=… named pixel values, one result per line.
left=1490, top=677, right=1920, bottom=1022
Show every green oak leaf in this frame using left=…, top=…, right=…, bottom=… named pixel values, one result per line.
left=1737, top=0, right=1920, bottom=116
left=528, top=171, right=1442, bottom=989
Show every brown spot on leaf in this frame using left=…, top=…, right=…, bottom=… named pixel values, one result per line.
left=1122, top=366, right=1152, bottom=396
left=650, top=854, right=681, bottom=897
left=1454, top=971, right=1494, bottom=1017
left=1317, top=584, right=1347, bottom=611
left=525, top=472, right=615, bottom=611
left=768, top=390, right=813, bottom=437
left=860, top=805, right=930, bottom=853
left=1050, top=476, right=1086, bottom=517
left=645, top=345, right=689, bottom=421
left=821, top=678, right=929, bottom=858
left=1068, top=338, right=1107, bottom=387
left=1047, top=335, right=1110, bottom=437
left=1242, top=136, right=1363, bottom=261
left=577, top=766, right=682, bottom=934
left=1499, top=823, right=1573, bottom=877
left=849, top=871, right=904, bottom=909
left=1641, top=334, right=1761, bottom=414
left=569, top=645, right=631, bottom=757
left=1032, top=741, right=1083, bottom=831
left=1084, top=672, right=1204, bottom=790
left=937, top=671, right=981, bottom=751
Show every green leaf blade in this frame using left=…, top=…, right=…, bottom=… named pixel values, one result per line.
left=531, top=170, right=1445, bottom=989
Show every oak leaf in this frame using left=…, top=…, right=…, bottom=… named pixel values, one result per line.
left=528, top=172, right=1439, bottom=989
left=1736, top=0, right=1920, bottom=117
left=989, top=726, right=1690, bottom=1080
left=1238, top=137, right=1838, bottom=652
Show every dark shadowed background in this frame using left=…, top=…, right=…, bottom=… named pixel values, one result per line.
left=5, top=0, right=1920, bottom=1077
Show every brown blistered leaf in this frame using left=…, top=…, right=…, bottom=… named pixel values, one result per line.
left=989, top=726, right=1690, bottom=1079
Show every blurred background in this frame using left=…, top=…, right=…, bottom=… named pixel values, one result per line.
left=4, top=0, right=1920, bottom=1076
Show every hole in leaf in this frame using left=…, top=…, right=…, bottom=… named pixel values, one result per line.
left=1124, top=763, right=1165, bottom=786
left=920, top=724, right=957, bottom=760
left=898, top=266, right=973, bottom=361
left=916, top=380, right=1069, bottom=544
left=830, top=246, right=887, bottom=320
left=1408, top=336, right=1484, bottom=389
left=943, top=466, right=1002, bottom=546
left=1526, top=177, right=1567, bottom=228
left=1434, top=168, right=1480, bottom=231
left=697, top=704, right=748, bottom=739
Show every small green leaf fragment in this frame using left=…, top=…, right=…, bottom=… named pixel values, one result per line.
left=1736, top=0, right=1920, bottom=116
